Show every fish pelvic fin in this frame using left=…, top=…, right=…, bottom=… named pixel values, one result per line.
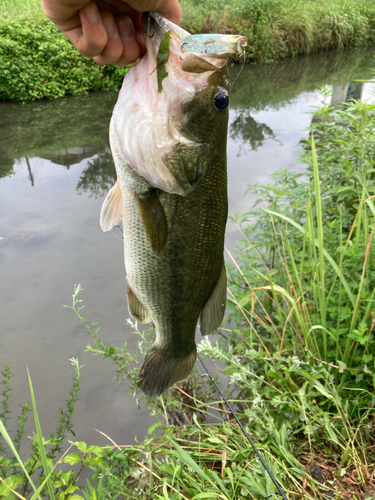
left=200, top=261, right=227, bottom=336
left=100, top=181, right=123, bottom=232
left=127, top=281, right=152, bottom=324
left=137, top=344, right=197, bottom=398
left=136, top=190, right=168, bottom=252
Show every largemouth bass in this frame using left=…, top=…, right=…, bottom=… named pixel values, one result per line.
left=101, top=14, right=241, bottom=398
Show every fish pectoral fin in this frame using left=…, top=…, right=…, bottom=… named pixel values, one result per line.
left=136, top=191, right=168, bottom=252
left=137, top=344, right=197, bottom=398
left=100, top=181, right=123, bottom=232
left=127, top=283, right=152, bottom=324
left=200, top=261, right=227, bottom=336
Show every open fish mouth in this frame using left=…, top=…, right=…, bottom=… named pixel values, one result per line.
left=110, top=13, right=241, bottom=196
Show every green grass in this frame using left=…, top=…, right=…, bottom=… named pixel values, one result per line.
left=180, top=0, right=375, bottom=62
left=0, top=0, right=42, bottom=21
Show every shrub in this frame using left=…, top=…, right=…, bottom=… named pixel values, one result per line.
left=0, top=19, right=127, bottom=101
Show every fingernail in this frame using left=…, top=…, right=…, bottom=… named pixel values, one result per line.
left=103, top=15, right=116, bottom=37
left=117, top=16, right=134, bottom=38
left=85, top=3, right=99, bottom=25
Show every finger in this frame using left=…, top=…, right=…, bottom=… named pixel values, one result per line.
left=93, top=12, right=123, bottom=65
left=114, top=15, right=141, bottom=67
left=64, top=3, right=108, bottom=58
left=41, top=0, right=88, bottom=29
left=158, top=0, right=182, bottom=25
left=126, top=0, right=182, bottom=25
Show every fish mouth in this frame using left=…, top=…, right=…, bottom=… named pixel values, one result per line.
left=111, top=14, right=232, bottom=196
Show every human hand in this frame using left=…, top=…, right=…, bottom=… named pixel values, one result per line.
left=41, top=0, right=182, bottom=66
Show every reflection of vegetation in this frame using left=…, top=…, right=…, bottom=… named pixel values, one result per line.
left=229, top=113, right=276, bottom=154
left=230, top=47, right=375, bottom=113
left=76, top=148, right=116, bottom=199
left=0, top=90, right=117, bottom=179
left=0, top=159, right=14, bottom=179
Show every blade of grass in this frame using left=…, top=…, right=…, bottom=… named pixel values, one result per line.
left=311, top=133, right=327, bottom=356
left=27, top=368, right=55, bottom=500
left=263, top=209, right=356, bottom=308
left=168, top=438, right=231, bottom=498
left=30, top=446, right=73, bottom=500
left=0, top=478, right=27, bottom=500
left=344, top=224, right=375, bottom=362
left=0, top=420, right=41, bottom=500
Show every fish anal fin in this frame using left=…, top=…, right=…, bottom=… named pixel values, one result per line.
left=137, top=344, right=197, bottom=397
left=127, top=282, right=151, bottom=324
left=200, top=262, right=227, bottom=336
left=136, top=191, right=168, bottom=252
left=100, top=181, right=123, bottom=232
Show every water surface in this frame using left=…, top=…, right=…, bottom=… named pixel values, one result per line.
left=1, top=47, right=374, bottom=448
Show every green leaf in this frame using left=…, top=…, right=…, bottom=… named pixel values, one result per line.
left=313, top=380, right=333, bottom=400
left=336, top=360, right=347, bottom=370
left=0, top=421, right=40, bottom=500
left=71, top=441, right=87, bottom=453
left=156, top=30, right=171, bottom=93
left=222, top=367, right=238, bottom=375
left=27, top=369, right=55, bottom=500
left=61, top=454, right=81, bottom=465
left=0, top=475, right=24, bottom=497
left=238, top=292, right=252, bottom=307
left=87, top=445, right=103, bottom=456
left=148, top=422, right=164, bottom=435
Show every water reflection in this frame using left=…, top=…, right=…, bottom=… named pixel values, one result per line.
left=229, top=113, right=278, bottom=155
left=77, top=148, right=116, bottom=198
left=0, top=90, right=117, bottom=180
left=229, top=48, right=374, bottom=113
left=331, top=81, right=364, bottom=105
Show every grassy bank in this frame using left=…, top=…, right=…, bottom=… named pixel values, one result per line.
left=2, top=90, right=375, bottom=499
left=181, top=0, right=375, bottom=62
left=1, top=0, right=375, bottom=101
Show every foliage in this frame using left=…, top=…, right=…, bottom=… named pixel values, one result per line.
left=180, top=0, right=375, bottom=63
left=0, top=0, right=42, bottom=21
left=222, top=92, right=375, bottom=495
left=0, top=20, right=127, bottom=102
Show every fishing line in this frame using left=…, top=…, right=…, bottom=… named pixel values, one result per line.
left=230, top=49, right=246, bottom=93
left=197, top=352, right=288, bottom=500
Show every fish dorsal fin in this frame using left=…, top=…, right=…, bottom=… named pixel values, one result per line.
left=181, top=53, right=227, bottom=73
left=136, top=191, right=168, bottom=252
left=100, top=181, right=123, bottom=232
left=200, top=261, right=227, bottom=336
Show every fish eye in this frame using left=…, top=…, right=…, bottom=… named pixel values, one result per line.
left=214, top=90, right=229, bottom=111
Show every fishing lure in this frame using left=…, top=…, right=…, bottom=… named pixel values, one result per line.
left=151, top=12, right=247, bottom=56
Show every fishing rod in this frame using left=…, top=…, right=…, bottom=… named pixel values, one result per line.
left=197, top=352, right=288, bottom=500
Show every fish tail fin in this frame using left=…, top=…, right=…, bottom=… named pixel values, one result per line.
left=137, top=344, right=197, bottom=398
